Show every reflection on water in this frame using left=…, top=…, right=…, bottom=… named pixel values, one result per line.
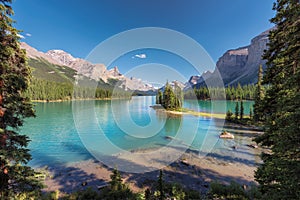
left=21, top=96, right=259, bottom=168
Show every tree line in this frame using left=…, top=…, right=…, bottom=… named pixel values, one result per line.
left=23, top=78, right=131, bottom=101
left=184, top=84, right=261, bottom=100
left=251, top=0, right=300, bottom=198
left=156, top=82, right=183, bottom=110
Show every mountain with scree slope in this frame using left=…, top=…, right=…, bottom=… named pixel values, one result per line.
left=21, top=42, right=155, bottom=92
left=187, top=29, right=270, bottom=88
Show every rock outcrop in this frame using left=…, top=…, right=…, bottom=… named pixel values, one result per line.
left=188, top=29, right=271, bottom=87
left=215, top=46, right=249, bottom=85
left=21, top=42, right=154, bottom=91
left=228, top=30, right=269, bottom=85
left=219, top=131, right=234, bottom=139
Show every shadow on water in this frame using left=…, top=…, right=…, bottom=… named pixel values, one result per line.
left=205, top=152, right=258, bottom=167
left=32, top=152, right=105, bottom=193
left=154, top=142, right=259, bottom=167
left=28, top=117, right=258, bottom=193
left=32, top=142, right=257, bottom=194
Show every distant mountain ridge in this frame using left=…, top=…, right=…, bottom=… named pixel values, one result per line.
left=188, top=29, right=270, bottom=88
left=22, top=28, right=271, bottom=92
left=21, top=42, right=155, bottom=92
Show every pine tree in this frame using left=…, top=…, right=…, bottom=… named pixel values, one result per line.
left=174, top=83, right=183, bottom=109
left=225, top=109, right=233, bottom=121
left=110, top=167, right=123, bottom=191
left=236, top=83, right=243, bottom=100
left=253, top=65, right=265, bottom=121
left=0, top=0, right=41, bottom=197
left=254, top=1, right=300, bottom=199
left=235, top=101, right=239, bottom=120
left=240, top=100, right=244, bottom=120
left=157, top=169, right=164, bottom=200
left=249, top=107, right=253, bottom=120
left=156, top=89, right=162, bottom=104
left=162, top=82, right=180, bottom=110
left=145, top=188, right=151, bottom=200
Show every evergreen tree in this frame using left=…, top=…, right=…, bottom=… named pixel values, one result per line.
left=249, top=107, right=253, bottom=120
left=235, top=101, right=239, bottom=120
left=157, top=169, right=164, bottom=200
left=0, top=0, right=41, bottom=197
left=240, top=100, right=244, bottom=120
left=162, top=82, right=171, bottom=109
left=145, top=188, right=152, bottom=200
left=254, top=1, right=300, bottom=199
left=236, top=83, right=243, bottom=100
left=225, top=109, right=233, bottom=121
left=253, top=65, right=265, bottom=121
left=156, top=89, right=163, bottom=105
left=174, top=83, right=183, bottom=108
left=110, top=167, right=123, bottom=191
left=162, top=82, right=181, bottom=110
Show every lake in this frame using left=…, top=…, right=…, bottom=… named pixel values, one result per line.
left=21, top=96, right=257, bottom=171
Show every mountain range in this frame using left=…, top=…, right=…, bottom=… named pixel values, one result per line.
left=188, top=29, right=270, bottom=88
left=21, top=28, right=270, bottom=92
left=21, top=42, right=155, bottom=92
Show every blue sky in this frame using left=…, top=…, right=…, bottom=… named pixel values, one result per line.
left=13, top=0, right=275, bottom=84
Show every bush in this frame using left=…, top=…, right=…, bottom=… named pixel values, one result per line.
left=226, top=109, right=234, bottom=121
left=208, top=181, right=261, bottom=200
left=208, top=181, right=247, bottom=200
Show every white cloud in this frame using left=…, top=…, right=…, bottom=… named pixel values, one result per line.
left=25, top=33, right=32, bottom=37
left=17, top=34, right=25, bottom=39
left=134, top=53, right=147, bottom=59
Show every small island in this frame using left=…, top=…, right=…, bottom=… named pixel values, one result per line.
left=156, top=81, right=183, bottom=110
left=153, top=81, right=226, bottom=119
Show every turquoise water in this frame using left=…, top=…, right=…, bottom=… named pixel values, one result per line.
left=21, top=97, right=255, bottom=168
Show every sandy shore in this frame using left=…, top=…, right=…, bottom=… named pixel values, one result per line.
left=40, top=123, right=263, bottom=195
left=152, top=106, right=227, bottom=119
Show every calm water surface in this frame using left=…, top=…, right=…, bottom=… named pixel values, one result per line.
left=21, top=96, right=256, bottom=167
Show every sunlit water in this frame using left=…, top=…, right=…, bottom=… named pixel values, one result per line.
left=20, top=96, right=258, bottom=168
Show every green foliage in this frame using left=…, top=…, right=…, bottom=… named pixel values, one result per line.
left=174, top=83, right=183, bottom=108
left=208, top=181, right=261, bottom=200
left=185, top=84, right=258, bottom=100
left=253, top=65, right=265, bottom=121
left=110, top=168, right=123, bottom=191
left=235, top=102, right=239, bottom=120
left=240, top=100, right=244, bottom=120
left=0, top=0, right=42, bottom=198
left=74, top=187, right=100, bottom=200
left=143, top=170, right=201, bottom=200
left=99, top=167, right=136, bottom=200
left=226, top=109, right=234, bottom=121
left=28, top=58, right=76, bottom=83
left=254, top=0, right=300, bottom=199
left=23, top=78, right=131, bottom=101
left=145, top=188, right=152, bottom=200
left=157, top=169, right=164, bottom=200
left=23, top=57, right=132, bottom=101
left=40, top=190, right=60, bottom=200
left=160, top=82, right=183, bottom=110
left=156, top=89, right=163, bottom=104
left=249, top=107, right=253, bottom=120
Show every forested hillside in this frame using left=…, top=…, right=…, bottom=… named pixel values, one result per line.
left=184, top=84, right=261, bottom=100
left=25, top=58, right=130, bottom=100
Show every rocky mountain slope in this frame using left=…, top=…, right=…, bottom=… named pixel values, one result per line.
left=188, top=29, right=270, bottom=88
left=21, top=42, right=155, bottom=92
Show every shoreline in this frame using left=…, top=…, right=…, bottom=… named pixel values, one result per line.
left=39, top=123, right=264, bottom=194
left=152, top=106, right=226, bottom=119
left=31, top=97, right=131, bottom=103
